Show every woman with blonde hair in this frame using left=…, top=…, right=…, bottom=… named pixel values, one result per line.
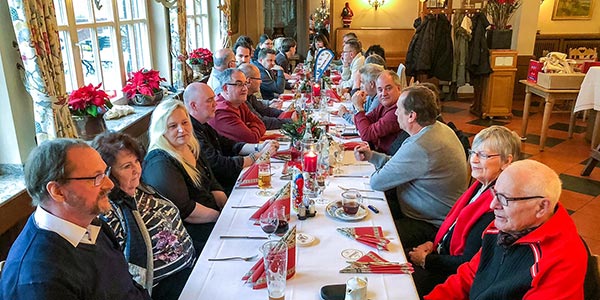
left=142, top=98, right=227, bottom=252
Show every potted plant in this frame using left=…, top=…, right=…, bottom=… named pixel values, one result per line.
left=69, top=83, right=112, bottom=140
left=484, top=0, right=521, bottom=49
left=122, top=68, right=166, bottom=105
left=188, top=48, right=213, bottom=76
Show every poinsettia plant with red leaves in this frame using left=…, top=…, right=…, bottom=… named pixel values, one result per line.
left=188, top=48, right=214, bottom=67
left=122, top=68, right=166, bottom=99
left=484, top=0, right=521, bottom=30
left=68, top=83, right=113, bottom=117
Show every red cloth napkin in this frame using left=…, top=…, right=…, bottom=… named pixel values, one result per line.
left=326, top=89, right=341, bottom=102
left=279, top=94, right=294, bottom=101
left=242, top=226, right=297, bottom=289
left=337, top=227, right=391, bottom=250
left=340, top=251, right=413, bottom=274
left=249, top=183, right=291, bottom=223
left=260, top=133, right=285, bottom=141
left=238, top=164, right=259, bottom=187
left=343, top=141, right=362, bottom=151
left=278, top=111, right=294, bottom=119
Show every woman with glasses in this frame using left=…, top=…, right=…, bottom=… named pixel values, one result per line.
left=92, top=132, right=195, bottom=300
left=408, top=125, right=521, bottom=298
left=143, top=99, right=227, bottom=254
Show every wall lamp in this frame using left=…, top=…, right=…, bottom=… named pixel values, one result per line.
left=368, top=0, right=385, bottom=10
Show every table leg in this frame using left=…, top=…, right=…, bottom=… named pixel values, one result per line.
left=520, top=90, right=532, bottom=139
left=539, top=96, right=555, bottom=151
left=581, top=144, right=600, bottom=176
left=592, top=110, right=600, bottom=150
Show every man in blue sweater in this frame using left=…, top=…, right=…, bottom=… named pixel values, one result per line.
left=0, top=139, right=150, bottom=299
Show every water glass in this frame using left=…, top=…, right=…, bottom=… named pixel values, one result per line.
left=261, top=240, right=288, bottom=300
left=341, top=189, right=363, bottom=216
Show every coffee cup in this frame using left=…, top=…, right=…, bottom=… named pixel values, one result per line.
left=341, top=189, right=363, bottom=215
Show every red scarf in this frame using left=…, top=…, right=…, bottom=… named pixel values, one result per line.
left=433, top=182, right=494, bottom=256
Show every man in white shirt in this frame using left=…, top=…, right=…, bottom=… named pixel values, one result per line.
left=0, top=139, right=150, bottom=299
left=340, top=38, right=365, bottom=93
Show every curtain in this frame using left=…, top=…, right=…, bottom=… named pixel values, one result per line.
left=177, top=0, right=192, bottom=86
left=218, top=0, right=232, bottom=48
left=9, top=0, right=77, bottom=143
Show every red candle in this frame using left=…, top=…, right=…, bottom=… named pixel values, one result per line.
left=303, top=151, right=318, bottom=172
left=312, top=83, right=321, bottom=97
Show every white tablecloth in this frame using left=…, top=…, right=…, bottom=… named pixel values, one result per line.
left=179, top=109, right=419, bottom=299
left=574, top=67, right=600, bottom=112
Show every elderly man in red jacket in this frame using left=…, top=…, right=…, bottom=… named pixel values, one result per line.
left=208, top=68, right=266, bottom=143
left=353, top=69, right=403, bottom=154
left=425, top=159, right=587, bottom=300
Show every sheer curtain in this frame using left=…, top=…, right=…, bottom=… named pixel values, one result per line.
left=8, top=0, right=77, bottom=142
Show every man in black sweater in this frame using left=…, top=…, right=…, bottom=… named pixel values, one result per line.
left=183, top=82, right=278, bottom=195
left=0, top=139, right=150, bottom=299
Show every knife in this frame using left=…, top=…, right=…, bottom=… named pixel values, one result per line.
left=362, top=196, right=385, bottom=201
left=333, top=175, right=370, bottom=178
left=220, top=235, right=268, bottom=239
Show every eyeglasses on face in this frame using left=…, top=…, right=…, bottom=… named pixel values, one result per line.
left=62, top=167, right=111, bottom=187
left=468, top=150, right=501, bottom=160
left=226, top=81, right=251, bottom=88
left=490, top=187, right=545, bottom=206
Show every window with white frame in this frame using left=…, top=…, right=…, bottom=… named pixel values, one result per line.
left=186, top=0, right=210, bottom=51
left=53, top=0, right=152, bottom=96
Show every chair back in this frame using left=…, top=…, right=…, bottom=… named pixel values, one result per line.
left=582, top=238, right=600, bottom=300
left=0, top=260, right=4, bottom=278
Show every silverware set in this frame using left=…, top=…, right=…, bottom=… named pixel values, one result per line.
left=208, top=254, right=259, bottom=262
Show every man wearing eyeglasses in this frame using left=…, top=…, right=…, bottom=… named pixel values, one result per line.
left=209, top=68, right=266, bottom=143
left=253, top=48, right=286, bottom=100
left=207, top=48, right=236, bottom=92
left=426, top=159, right=587, bottom=300
left=0, top=139, right=150, bottom=299
left=239, top=63, right=296, bottom=130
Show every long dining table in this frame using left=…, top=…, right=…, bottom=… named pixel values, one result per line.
left=179, top=102, right=420, bottom=300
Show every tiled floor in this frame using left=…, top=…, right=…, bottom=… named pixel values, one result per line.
left=441, top=97, right=600, bottom=254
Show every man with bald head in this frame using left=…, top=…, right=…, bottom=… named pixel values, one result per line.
left=0, top=139, right=150, bottom=299
left=426, top=160, right=588, bottom=300
left=207, top=48, right=236, bottom=92
left=184, top=82, right=277, bottom=194
left=238, top=63, right=295, bottom=130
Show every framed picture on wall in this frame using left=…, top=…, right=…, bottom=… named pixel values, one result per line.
left=552, top=0, right=595, bottom=20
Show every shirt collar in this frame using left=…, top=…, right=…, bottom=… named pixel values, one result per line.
left=34, top=206, right=101, bottom=247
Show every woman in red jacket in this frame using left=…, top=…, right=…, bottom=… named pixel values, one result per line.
left=408, top=125, right=521, bottom=297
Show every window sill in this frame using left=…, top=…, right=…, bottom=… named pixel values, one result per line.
left=0, top=91, right=181, bottom=206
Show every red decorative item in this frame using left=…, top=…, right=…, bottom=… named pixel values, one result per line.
left=303, top=151, right=318, bottom=172
left=68, top=83, right=112, bottom=117
left=122, top=68, right=166, bottom=99
left=188, top=48, right=214, bottom=68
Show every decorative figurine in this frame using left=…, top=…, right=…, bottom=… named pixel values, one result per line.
left=341, top=2, right=353, bottom=28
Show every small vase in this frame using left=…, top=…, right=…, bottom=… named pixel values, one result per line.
left=132, top=89, right=164, bottom=106
left=191, top=64, right=210, bottom=77
left=487, top=29, right=513, bottom=49
left=72, top=115, right=107, bottom=140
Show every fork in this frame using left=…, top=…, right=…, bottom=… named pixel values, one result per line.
left=338, top=185, right=375, bottom=193
left=208, top=254, right=259, bottom=261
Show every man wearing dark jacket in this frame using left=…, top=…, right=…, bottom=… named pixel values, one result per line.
left=238, top=63, right=296, bottom=130
left=183, top=82, right=278, bottom=195
left=253, top=48, right=286, bottom=100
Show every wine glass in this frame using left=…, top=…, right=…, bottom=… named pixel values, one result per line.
left=330, top=142, right=345, bottom=174
left=274, top=207, right=289, bottom=237
left=313, top=166, right=329, bottom=205
left=260, top=212, right=279, bottom=240
left=257, top=162, right=274, bottom=197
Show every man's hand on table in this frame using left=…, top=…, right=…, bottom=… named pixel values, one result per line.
left=353, top=143, right=372, bottom=161
left=408, top=241, right=434, bottom=268
left=261, top=140, right=280, bottom=156
left=338, top=105, right=351, bottom=116
left=351, top=90, right=367, bottom=113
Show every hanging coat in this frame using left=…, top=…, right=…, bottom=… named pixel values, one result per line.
left=467, top=12, right=492, bottom=76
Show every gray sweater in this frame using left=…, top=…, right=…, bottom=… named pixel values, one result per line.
left=369, top=121, right=468, bottom=226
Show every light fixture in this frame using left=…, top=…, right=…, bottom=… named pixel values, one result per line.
left=368, top=0, right=385, bottom=10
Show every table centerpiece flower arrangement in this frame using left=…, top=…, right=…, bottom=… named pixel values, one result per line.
left=122, top=68, right=166, bottom=105
left=68, top=83, right=112, bottom=139
left=188, top=47, right=214, bottom=76
left=280, top=113, right=324, bottom=143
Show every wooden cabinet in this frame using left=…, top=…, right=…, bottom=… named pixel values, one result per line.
left=481, top=50, right=518, bottom=118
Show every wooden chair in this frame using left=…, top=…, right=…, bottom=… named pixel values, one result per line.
left=567, top=47, right=598, bottom=138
